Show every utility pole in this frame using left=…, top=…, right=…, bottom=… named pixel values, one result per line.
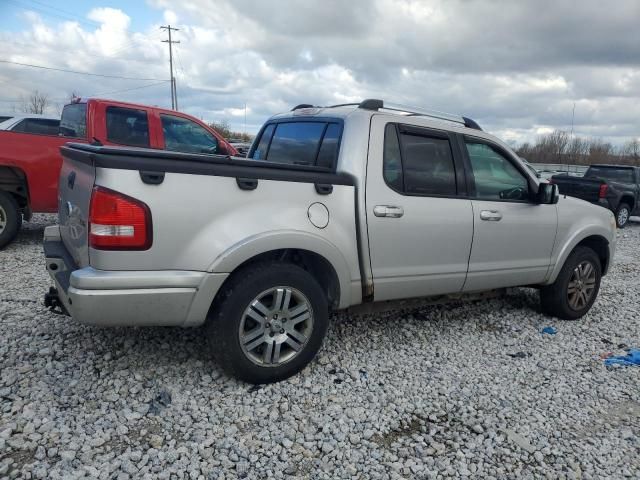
left=570, top=102, right=576, bottom=139
left=161, top=25, right=180, bottom=110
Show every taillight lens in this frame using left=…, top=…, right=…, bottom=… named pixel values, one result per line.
left=598, top=183, right=608, bottom=199
left=89, top=186, right=152, bottom=250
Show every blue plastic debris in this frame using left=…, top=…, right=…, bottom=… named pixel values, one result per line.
left=541, top=326, right=557, bottom=335
left=604, top=349, right=640, bottom=367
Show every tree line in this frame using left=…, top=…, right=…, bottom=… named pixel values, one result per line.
left=516, top=130, right=640, bottom=166
left=208, top=120, right=253, bottom=142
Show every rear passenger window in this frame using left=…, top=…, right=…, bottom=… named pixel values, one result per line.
left=250, top=121, right=342, bottom=169
left=383, top=123, right=457, bottom=196
left=383, top=124, right=403, bottom=191
left=106, top=106, right=149, bottom=147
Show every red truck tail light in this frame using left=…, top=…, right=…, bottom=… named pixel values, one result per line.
left=89, top=186, right=152, bottom=250
left=598, top=183, right=609, bottom=199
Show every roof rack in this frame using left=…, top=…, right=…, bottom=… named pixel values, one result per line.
left=358, top=98, right=482, bottom=131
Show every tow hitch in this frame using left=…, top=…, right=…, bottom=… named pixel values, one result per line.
left=44, top=287, right=69, bottom=315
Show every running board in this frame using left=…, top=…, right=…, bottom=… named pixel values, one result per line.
left=347, top=289, right=507, bottom=316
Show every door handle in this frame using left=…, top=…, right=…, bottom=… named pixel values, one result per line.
left=480, top=210, right=502, bottom=221
left=374, top=205, right=404, bottom=218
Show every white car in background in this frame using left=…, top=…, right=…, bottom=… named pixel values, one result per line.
left=0, top=114, right=60, bottom=135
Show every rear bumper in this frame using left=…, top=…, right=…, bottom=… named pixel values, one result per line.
left=43, top=226, right=228, bottom=327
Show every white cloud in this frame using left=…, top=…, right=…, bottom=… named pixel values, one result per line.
left=163, top=9, right=178, bottom=25
left=2, top=0, right=640, bottom=143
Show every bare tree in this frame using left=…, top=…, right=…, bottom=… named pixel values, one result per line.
left=620, top=138, right=640, bottom=164
left=516, top=130, right=640, bottom=166
left=209, top=120, right=231, bottom=138
left=21, top=90, right=50, bottom=114
left=588, top=139, right=614, bottom=164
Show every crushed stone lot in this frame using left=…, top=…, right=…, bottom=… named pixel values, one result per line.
left=1, top=214, right=639, bottom=479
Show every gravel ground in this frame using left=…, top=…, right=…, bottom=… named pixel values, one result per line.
left=1, top=214, right=639, bottom=479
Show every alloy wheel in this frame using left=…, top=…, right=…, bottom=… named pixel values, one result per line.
left=239, top=286, right=314, bottom=366
left=0, top=205, right=6, bottom=234
left=618, top=207, right=629, bottom=227
left=567, top=260, right=597, bottom=310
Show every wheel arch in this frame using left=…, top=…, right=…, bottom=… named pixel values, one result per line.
left=208, top=231, right=358, bottom=309
left=547, top=231, right=612, bottom=284
left=0, top=166, right=30, bottom=216
left=619, top=194, right=635, bottom=212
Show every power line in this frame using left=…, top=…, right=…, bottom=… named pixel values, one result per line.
left=6, top=0, right=102, bottom=29
left=161, top=25, right=180, bottom=110
left=0, top=81, right=168, bottom=106
left=0, top=59, right=169, bottom=81
left=87, top=81, right=168, bottom=98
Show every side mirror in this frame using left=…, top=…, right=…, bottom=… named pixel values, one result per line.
left=536, top=183, right=559, bottom=204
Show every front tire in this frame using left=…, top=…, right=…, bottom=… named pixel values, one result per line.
left=540, top=246, right=601, bottom=320
left=207, top=262, right=329, bottom=384
left=0, top=191, right=21, bottom=249
left=615, top=203, right=630, bottom=228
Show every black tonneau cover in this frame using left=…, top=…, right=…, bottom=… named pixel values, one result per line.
left=60, top=143, right=355, bottom=186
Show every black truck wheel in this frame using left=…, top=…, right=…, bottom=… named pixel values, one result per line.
left=615, top=203, right=630, bottom=228
left=206, top=262, right=329, bottom=383
left=0, top=191, right=22, bottom=249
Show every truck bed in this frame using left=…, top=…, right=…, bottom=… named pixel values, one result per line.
left=54, top=143, right=363, bottom=317
left=551, top=174, right=604, bottom=203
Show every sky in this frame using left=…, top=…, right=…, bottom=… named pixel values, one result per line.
left=0, top=0, right=639, bottom=145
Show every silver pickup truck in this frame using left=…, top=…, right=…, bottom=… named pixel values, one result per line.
left=44, top=99, right=616, bottom=383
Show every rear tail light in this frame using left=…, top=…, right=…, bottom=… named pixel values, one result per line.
left=89, top=186, right=152, bottom=250
left=598, top=183, right=609, bottom=199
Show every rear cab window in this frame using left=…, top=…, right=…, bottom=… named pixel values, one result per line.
left=106, top=106, right=150, bottom=147
left=249, top=120, right=343, bottom=169
left=586, top=167, right=635, bottom=183
left=60, top=103, right=87, bottom=138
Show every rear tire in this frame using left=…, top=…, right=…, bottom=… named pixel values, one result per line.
left=540, top=246, right=601, bottom=320
left=206, top=262, right=329, bottom=384
left=0, top=191, right=21, bottom=249
left=615, top=203, right=630, bottom=228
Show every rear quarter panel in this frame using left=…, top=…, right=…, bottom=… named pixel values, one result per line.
left=90, top=168, right=361, bottom=308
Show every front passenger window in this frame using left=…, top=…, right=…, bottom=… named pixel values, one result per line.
left=465, top=142, right=529, bottom=201
left=161, top=114, right=219, bottom=154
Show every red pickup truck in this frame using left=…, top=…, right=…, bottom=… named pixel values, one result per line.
left=0, top=98, right=237, bottom=247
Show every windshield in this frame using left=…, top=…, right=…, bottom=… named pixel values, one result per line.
left=586, top=167, right=634, bottom=183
